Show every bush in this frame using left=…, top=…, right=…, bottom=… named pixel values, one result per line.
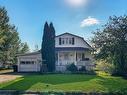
left=79, top=66, right=86, bottom=72
left=66, top=63, right=78, bottom=72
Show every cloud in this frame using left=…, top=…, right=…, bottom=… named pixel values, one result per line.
left=65, top=0, right=87, bottom=7
left=80, top=16, right=100, bottom=27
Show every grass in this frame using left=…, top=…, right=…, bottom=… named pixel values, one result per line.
left=0, top=74, right=127, bottom=92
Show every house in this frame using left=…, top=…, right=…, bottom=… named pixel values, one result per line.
left=17, top=33, right=94, bottom=72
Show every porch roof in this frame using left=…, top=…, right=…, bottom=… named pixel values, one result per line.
left=55, top=47, right=90, bottom=52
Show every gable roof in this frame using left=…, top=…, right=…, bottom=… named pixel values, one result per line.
left=56, top=32, right=93, bottom=50
left=56, top=32, right=84, bottom=39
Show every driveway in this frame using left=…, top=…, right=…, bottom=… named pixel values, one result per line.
left=0, top=75, right=21, bottom=83
left=0, top=69, right=22, bottom=83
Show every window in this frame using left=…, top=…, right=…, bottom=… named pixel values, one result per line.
left=82, top=53, right=85, bottom=60
left=61, top=38, right=65, bottom=45
left=59, top=37, right=75, bottom=45
left=20, top=61, right=25, bottom=64
left=31, top=61, right=35, bottom=64
left=69, top=38, right=72, bottom=44
left=20, top=61, right=35, bottom=64
left=72, top=37, right=75, bottom=45
left=59, top=38, right=61, bottom=45
left=66, top=38, right=69, bottom=44
left=26, top=61, right=31, bottom=64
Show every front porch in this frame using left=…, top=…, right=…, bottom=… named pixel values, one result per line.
left=55, top=50, right=94, bottom=71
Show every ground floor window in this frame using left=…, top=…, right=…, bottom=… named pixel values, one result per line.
left=20, top=61, right=35, bottom=64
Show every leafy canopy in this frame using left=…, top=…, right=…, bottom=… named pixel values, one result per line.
left=0, top=7, right=29, bottom=67
left=92, top=15, right=127, bottom=74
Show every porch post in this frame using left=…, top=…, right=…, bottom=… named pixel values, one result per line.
left=57, top=52, right=59, bottom=66
left=74, top=51, right=77, bottom=65
left=17, top=57, right=20, bottom=72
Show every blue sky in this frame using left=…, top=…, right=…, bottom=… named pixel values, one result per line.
left=0, top=0, right=127, bottom=51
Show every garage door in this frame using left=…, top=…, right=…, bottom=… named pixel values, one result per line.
left=18, top=64, right=40, bottom=72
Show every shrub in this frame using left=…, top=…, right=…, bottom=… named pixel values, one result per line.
left=66, top=63, right=78, bottom=72
left=79, top=66, right=86, bottom=72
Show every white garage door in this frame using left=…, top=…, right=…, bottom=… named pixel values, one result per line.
left=18, top=64, right=40, bottom=72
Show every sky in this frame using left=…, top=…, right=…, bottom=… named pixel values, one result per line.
left=0, top=0, right=127, bottom=51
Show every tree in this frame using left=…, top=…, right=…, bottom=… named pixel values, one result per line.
left=0, top=7, right=29, bottom=67
left=41, top=22, right=56, bottom=72
left=19, top=42, right=29, bottom=54
left=41, top=22, right=50, bottom=72
left=92, top=15, right=127, bottom=75
left=49, top=22, right=55, bottom=71
left=0, top=7, right=20, bottom=67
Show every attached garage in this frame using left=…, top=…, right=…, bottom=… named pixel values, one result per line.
left=17, top=51, right=42, bottom=72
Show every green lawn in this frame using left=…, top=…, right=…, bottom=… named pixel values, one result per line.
left=0, top=74, right=127, bottom=92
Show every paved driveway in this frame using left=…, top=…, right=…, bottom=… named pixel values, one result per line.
left=0, top=75, right=21, bottom=83
left=0, top=70, right=22, bottom=83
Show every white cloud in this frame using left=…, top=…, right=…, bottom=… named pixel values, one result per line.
left=80, top=16, right=100, bottom=27
left=65, top=0, right=87, bottom=7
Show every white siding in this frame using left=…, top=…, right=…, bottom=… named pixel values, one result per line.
left=18, top=53, right=42, bottom=72
left=55, top=33, right=90, bottom=49
left=18, top=64, right=40, bottom=72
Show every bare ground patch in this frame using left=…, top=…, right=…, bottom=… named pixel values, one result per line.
left=0, top=69, right=21, bottom=83
left=0, top=75, right=21, bottom=83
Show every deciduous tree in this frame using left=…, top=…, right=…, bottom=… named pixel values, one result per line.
left=92, top=15, right=127, bottom=75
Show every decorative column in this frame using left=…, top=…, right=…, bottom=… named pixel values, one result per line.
left=57, top=52, right=59, bottom=66
left=17, top=57, right=20, bottom=72
left=74, top=51, right=77, bottom=65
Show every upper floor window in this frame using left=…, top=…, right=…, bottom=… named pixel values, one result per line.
left=59, top=37, right=75, bottom=45
left=61, top=38, right=65, bottom=44
left=72, top=37, right=74, bottom=45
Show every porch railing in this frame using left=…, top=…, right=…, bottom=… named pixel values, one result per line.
left=76, top=61, right=90, bottom=66
left=55, top=60, right=94, bottom=66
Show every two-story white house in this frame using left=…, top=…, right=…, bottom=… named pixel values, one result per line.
left=17, top=33, right=94, bottom=72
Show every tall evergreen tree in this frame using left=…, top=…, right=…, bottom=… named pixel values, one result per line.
left=49, top=22, right=55, bottom=71
left=41, top=22, right=50, bottom=71
left=41, top=22, right=55, bottom=72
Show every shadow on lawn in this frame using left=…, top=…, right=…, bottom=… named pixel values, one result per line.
left=0, top=74, right=103, bottom=91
